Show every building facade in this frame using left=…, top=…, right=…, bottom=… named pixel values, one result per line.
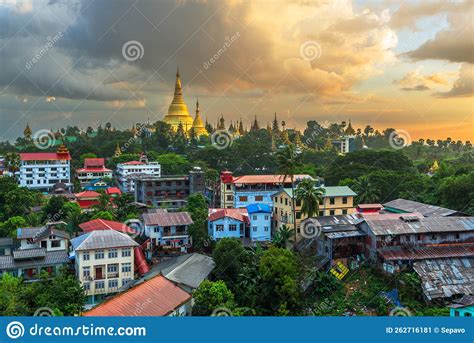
left=247, top=204, right=272, bottom=241
left=71, top=230, right=138, bottom=304
left=18, top=145, right=71, bottom=191
left=116, top=155, right=161, bottom=193
left=76, top=158, right=112, bottom=186
left=208, top=208, right=249, bottom=240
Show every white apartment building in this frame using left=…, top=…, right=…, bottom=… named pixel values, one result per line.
left=71, top=230, right=139, bottom=304
left=18, top=146, right=71, bottom=191
left=116, top=155, right=161, bottom=193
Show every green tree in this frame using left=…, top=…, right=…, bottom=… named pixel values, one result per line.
left=192, top=280, right=235, bottom=316
left=276, top=144, right=301, bottom=244
left=352, top=175, right=379, bottom=204
left=4, top=152, right=20, bottom=173
left=156, top=153, right=190, bottom=175
left=295, top=178, right=325, bottom=218
left=0, top=273, right=29, bottom=315
left=185, top=193, right=209, bottom=252
left=0, top=216, right=27, bottom=237
left=272, top=225, right=294, bottom=249
left=42, top=196, right=68, bottom=222
left=212, top=238, right=247, bottom=288
left=258, top=247, right=300, bottom=314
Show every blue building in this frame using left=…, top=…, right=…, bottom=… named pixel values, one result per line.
left=247, top=204, right=272, bottom=242
left=448, top=296, right=474, bottom=317
left=208, top=208, right=249, bottom=240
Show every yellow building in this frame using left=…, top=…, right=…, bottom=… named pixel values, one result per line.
left=272, top=186, right=357, bottom=236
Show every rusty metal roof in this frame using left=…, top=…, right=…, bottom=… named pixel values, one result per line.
left=83, top=275, right=191, bottom=316
left=383, top=198, right=458, bottom=217
left=379, top=244, right=474, bottom=261
left=364, top=216, right=474, bottom=236
left=413, top=258, right=474, bottom=300
left=142, top=211, right=193, bottom=227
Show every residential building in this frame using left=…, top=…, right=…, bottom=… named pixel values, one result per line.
left=133, top=168, right=205, bottom=210
left=18, top=144, right=71, bottom=191
left=76, top=158, right=112, bottom=186
left=142, top=210, right=193, bottom=253
left=71, top=230, right=139, bottom=304
left=75, top=190, right=101, bottom=210
left=356, top=203, right=384, bottom=214
left=247, top=204, right=272, bottom=241
left=79, top=219, right=137, bottom=235
left=208, top=208, right=249, bottom=240
left=383, top=198, right=464, bottom=217
left=115, top=154, right=161, bottom=193
left=272, top=186, right=357, bottom=237
left=331, top=135, right=355, bottom=154
left=83, top=274, right=192, bottom=316
left=0, top=238, right=13, bottom=256
left=220, top=171, right=316, bottom=208
left=448, top=296, right=474, bottom=317
left=0, top=224, right=70, bottom=280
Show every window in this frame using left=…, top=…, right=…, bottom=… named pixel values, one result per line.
left=226, top=184, right=232, bottom=190
left=95, top=250, right=104, bottom=259
left=264, top=215, right=269, bottom=220
left=41, top=241, right=47, bottom=248
left=329, top=198, right=335, bottom=205
left=83, top=267, right=90, bottom=278
left=342, top=209, right=347, bottom=215
left=83, top=252, right=90, bottom=261
left=154, top=227, right=160, bottom=233
left=264, top=226, right=269, bottom=232
left=329, top=210, right=335, bottom=215
left=226, top=195, right=233, bottom=201
left=107, top=265, right=117, bottom=273
left=253, top=215, right=257, bottom=220
left=465, top=313, right=472, bottom=317
left=108, top=249, right=118, bottom=258
left=216, top=225, right=224, bottom=232
left=95, top=281, right=105, bottom=290
left=454, top=310, right=459, bottom=317
left=255, top=195, right=263, bottom=201
left=122, top=278, right=131, bottom=287
left=319, top=211, right=324, bottom=216
left=296, top=200, right=301, bottom=207
left=285, top=198, right=288, bottom=206
left=108, top=279, right=118, bottom=288
left=406, top=235, right=410, bottom=242
left=122, top=248, right=131, bottom=257
left=253, top=226, right=257, bottom=232
left=431, top=234, right=436, bottom=240
left=229, top=224, right=237, bottom=231
left=296, top=212, right=301, bottom=219
left=239, top=196, right=248, bottom=202
left=51, top=240, right=61, bottom=248
left=122, top=263, right=132, bottom=273
left=342, top=197, right=348, bottom=204
left=83, top=282, right=90, bottom=291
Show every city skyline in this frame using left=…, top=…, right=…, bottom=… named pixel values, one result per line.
left=0, top=0, right=472, bottom=142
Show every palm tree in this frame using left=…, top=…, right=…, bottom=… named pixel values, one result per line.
left=272, top=225, right=294, bottom=249
left=352, top=175, right=379, bottom=204
left=4, top=152, right=20, bottom=173
left=295, top=179, right=325, bottom=218
left=276, top=144, right=301, bottom=244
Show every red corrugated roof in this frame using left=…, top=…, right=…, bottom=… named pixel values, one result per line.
left=84, top=158, right=105, bottom=167
left=208, top=208, right=249, bottom=223
left=20, top=152, right=71, bottom=161
left=79, top=219, right=136, bottom=235
left=357, top=204, right=383, bottom=209
left=142, top=212, right=193, bottom=227
left=77, top=167, right=112, bottom=173
left=122, top=161, right=144, bottom=165
left=83, top=275, right=191, bottom=316
left=75, top=190, right=101, bottom=198
left=105, top=187, right=121, bottom=195
left=231, top=174, right=311, bottom=184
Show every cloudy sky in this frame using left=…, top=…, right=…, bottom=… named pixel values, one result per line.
left=0, top=0, right=472, bottom=141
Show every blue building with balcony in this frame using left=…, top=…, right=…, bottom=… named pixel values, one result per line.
left=247, top=204, right=272, bottom=242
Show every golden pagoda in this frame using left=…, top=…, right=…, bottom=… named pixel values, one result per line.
left=24, top=122, right=32, bottom=140
left=192, top=99, right=208, bottom=137
left=163, top=68, right=194, bottom=132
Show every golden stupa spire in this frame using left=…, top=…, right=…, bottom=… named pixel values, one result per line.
left=24, top=122, right=32, bottom=139
left=163, top=67, right=194, bottom=132
left=192, top=98, right=208, bottom=137
left=115, top=142, right=122, bottom=156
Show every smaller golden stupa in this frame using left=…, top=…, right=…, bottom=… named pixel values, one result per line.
left=192, top=99, right=208, bottom=137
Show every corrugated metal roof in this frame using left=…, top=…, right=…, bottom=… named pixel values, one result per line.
left=232, top=174, right=312, bottom=185
left=142, top=212, right=193, bottom=227
left=0, top=250, right=69, bottom=270
left=379, top=244, right=474, bottom=261
left=0, top=238, right=13, bottom=247
left=162, top=253, right=216, bottom=289
left=365, top=216, right=474, bottom=236
left=208, top=208, right=249, bottom=223
left=83, top=275, right=191, bottom=316
left=413, top=258, right=474, bottom=300
left=13, top=248, right=46, bottom=260
left=383, top=198, right=458, bottom=217
left=71, top=230, right=138, bottom=251
left=247, top=203, right=272, bottom=214
left=279, top=185, right=356, bottom=198
left=79, top=219, right=136, bottom=235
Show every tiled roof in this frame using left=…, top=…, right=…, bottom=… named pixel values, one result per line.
left=413, top=258, right=474, bottom=300
left=247, top=203, right=272, bottom=214
left=75, top=190, right=101, bottom=198
left=208, top=208, right=249, bottom=223
left=162, top=253, right=215, bottom=289
left=84, top=158, right=105, bottom=167
left=71, top=230, right=138, bottom=251
left=383, top=198, right=458, bottom=217
left=142, top=212, right=193, bottom=227
left=79, top=219, right=136, bottom=235
left=105, top=187, right=121, bottom=195
left=0, top=250, right=69, bottom=270
left=232, top=174, right=312, bottom=184
left=83, top=275, right=191, bottom=316
left=20, top=152, right=71, bottom=161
